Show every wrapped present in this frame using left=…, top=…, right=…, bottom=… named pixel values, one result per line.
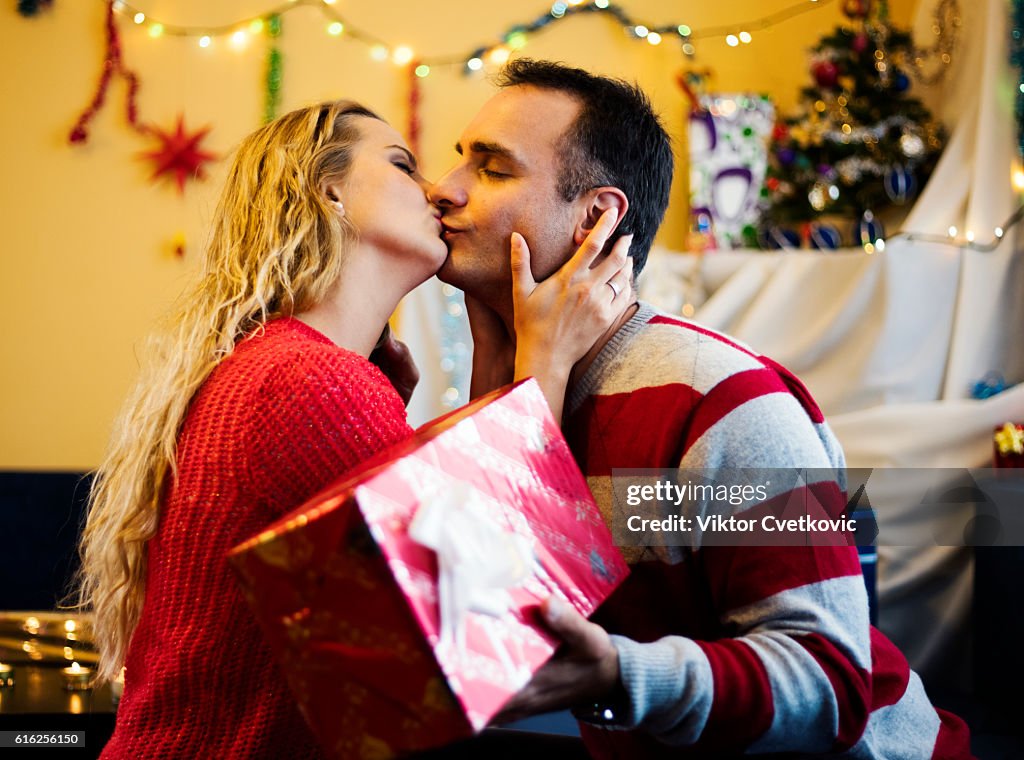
left=228, top=379, right=628, bottom=759
left=994, top=422, right=1024, bottom=468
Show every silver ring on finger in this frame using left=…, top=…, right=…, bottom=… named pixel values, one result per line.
left=607, top=280, right=621, bottom=299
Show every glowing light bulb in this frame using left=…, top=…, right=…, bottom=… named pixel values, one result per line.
left=415, top=64, right=430, bottom=78
left=948, top=226, right=958, bottom=237
left=1014, top=169, right=1024, bottom=190
left=647, top=32, right=662, bottom=45
left=133, top=12, right=145, bottom=24
left=327, top=21, right=343, bottom=36
left=149, top=23, right=163, bottom=38
left=199, top=35, right=212, bottom=48
left=995, top=227, right=1005, bottom=238
left=739, top=31, right=752, bottom=43
left=726, top=34, right=739, bottom=47
left=467, top=57, right=484, bottom=71
left=392, top=46, right=414, bottom=65
left=488, top=46, right=510, bottom=65
left=595, top=0, right=609, bottom=7
left=64, top=620, right=77, bottom=633
left=370, top=45, right=389, bottom=62
left=249, top=18, right=264, bottom=34
left=965, top=230, right=975, bottom=242
left=230, top=30, right=248, bottom=48
left=875, top=238, right=886, bottom=252
left=634, top=25, right=649, bottom=37
left=506, top=31, right=528, bottom=50
left=677, top=24, right=691, bottom=36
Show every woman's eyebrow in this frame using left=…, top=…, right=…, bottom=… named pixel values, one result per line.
left=387, top=144, right=418, bottom=170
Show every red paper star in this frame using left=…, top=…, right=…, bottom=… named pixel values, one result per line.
left=139, top=115, right=217, bottom=194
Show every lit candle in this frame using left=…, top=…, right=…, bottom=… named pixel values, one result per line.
left=0, top=662, right=13, bottom=688
left=61, top=662, right=93, bottom=691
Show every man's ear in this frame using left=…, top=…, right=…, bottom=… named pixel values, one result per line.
left=573, top=188, right=628, bottom=247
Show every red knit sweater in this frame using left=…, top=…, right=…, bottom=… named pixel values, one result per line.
left=101, top=318, right=414, bottom=759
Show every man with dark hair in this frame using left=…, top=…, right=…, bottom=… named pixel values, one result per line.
left=430, top=59, right=970, bottom=758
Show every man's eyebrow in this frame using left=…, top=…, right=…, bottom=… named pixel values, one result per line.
left=455, top=140, right=523, bottom=167
left=387, top=144, right=417, bottom=171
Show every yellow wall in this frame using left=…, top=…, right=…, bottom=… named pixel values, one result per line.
left=0, top=0, right=917, bottom=470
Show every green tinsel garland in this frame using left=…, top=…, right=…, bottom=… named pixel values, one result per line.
left=264, top=14, right=282, bottom=124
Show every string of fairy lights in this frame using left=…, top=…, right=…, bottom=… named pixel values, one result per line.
left=106, top=0, right=843, bottom=77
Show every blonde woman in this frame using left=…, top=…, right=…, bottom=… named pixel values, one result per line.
left=79, top=101, right=632, bottom=758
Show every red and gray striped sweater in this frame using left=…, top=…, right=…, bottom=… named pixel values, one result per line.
left=564, top=303, right=972, bottom=759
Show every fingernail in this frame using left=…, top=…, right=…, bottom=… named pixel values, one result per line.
left=545, top=596, right=564, bottom=623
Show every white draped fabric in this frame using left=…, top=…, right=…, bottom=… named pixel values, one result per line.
left=397, top=0, right=1023, bottom=682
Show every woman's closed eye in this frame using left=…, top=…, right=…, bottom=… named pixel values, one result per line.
left=394, top=161, right=415, bottom=175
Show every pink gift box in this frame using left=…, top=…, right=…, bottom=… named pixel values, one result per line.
left=230, top=379, right=628, bottom=758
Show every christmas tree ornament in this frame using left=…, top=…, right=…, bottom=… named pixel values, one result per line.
left=899, top=132, right=926, bottom=158
left=808, top=183, right=829, bottom=211
left=810, top=222, right=843, bottom=250
left=759, top=225, right=801, bottom=250
left=854, top=210, right=885, bottom=246
left=893, top=72, right=911, bottom=92
left=812, top=60, right=840, bottom=89
left=852, top=32, right=870, bottom=54
left=883, top=165, right=917, bottom=203
left=842, top=0, right=872, bottom=20
left=139, top=115, right=218, bottom=194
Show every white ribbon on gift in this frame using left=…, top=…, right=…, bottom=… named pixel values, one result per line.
left=408, top=482, right=536, bottom=680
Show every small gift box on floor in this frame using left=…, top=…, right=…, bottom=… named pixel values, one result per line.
left=229, top=379, right=628, bottom=759
left=994, top=422, right=1024, bottom=468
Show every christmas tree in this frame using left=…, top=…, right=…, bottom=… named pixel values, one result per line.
left=762, top=0, right=947, bottom=249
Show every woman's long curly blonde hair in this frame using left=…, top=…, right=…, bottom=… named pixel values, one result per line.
left=77, top=100, right=379, bottom=683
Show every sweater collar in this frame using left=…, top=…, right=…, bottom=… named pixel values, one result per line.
left=566, top=301, right=658, bottom=416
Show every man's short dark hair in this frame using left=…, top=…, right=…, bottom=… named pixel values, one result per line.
left=496, top=58, right=673, bottom=276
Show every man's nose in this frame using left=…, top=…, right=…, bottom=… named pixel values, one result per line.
left=428, top=168, right=468, bottom=208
